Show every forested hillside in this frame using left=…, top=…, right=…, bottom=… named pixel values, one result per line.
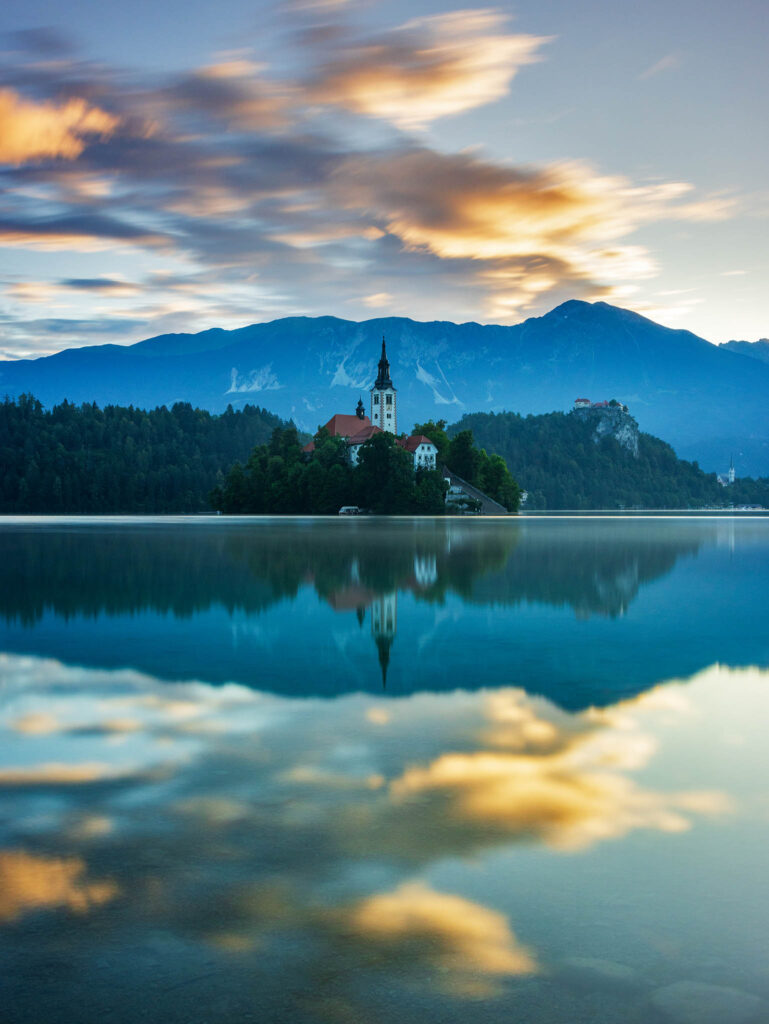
left=0, top=395, right=286, bottom=513
left=450, top=410, right=769, bottom=509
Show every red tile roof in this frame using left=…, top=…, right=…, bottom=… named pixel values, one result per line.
left=398, top=434, right=437, bottom=453
left=348, top=424, right=382, bottom=445
left=324, top=413, right=371, bottom=437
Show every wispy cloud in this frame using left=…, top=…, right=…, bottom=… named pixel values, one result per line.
left=307, top=10, right=550, bottom=130
left=639, top=52, right=682, bottom=80
left=0, top=8, right=738, bottom=351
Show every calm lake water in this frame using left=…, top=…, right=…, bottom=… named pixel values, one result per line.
left=1, top=515, right=768, bottom=1024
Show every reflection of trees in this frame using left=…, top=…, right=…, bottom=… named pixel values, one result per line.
left=468, top=520, right=707, bottom=618
left=0, top=521, right=517, bottom=626
left=226, top=521, right=516, bottom=606
left=0, top=527, right=277, bottom=625
left=0, top=519, right=706, bottom=626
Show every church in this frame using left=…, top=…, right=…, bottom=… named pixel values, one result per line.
left=303, top=338, right=439, bottom=470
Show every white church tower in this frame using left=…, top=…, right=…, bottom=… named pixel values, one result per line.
left=370, top=336, right=397, bottom=434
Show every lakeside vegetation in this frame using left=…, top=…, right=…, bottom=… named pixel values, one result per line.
left=1, top=394, right=765, bottom=514
left=0, top=395, right=284, bottom=513
left=215, top=424, right=520, bottom=514
left=451, top=410, right=769, bottom=510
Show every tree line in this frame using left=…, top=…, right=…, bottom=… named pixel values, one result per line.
left=215, top=424, right=520, bottom=514
left=451, top=409, right=769, bottom=509
left=0, top=394, right=285, bottom=513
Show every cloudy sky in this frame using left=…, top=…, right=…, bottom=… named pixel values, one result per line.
left=0, top=0, right=766, bottom=357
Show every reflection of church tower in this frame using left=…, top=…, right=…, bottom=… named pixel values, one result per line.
left=414, top=552, right=438, bottom=588
left=371, top=591, right=397, bottom=688
left=370, top=336, right=397, bottom=434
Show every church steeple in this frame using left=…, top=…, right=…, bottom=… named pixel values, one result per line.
left=355, top=396, right=365, bottom=420
left=374, top=336, right=394, bottom=389
left=370, top=336, right=397, bottom=433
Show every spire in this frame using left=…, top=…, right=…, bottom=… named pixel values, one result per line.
left=375, top=633, right=392, bottom=689
left=374, top=335, right=394, bottom=389
left=355, top=396, right=365, bottom=419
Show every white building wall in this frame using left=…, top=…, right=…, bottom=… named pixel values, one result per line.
left=371, top=387, right=397, bottom=434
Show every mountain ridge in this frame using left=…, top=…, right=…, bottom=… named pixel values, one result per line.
left=2, top=300, right=768, bottom=475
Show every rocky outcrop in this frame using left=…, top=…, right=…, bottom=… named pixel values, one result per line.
left=572, top=405, right=640, bottom=457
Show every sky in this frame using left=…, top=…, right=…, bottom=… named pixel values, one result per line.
left=0, top=0, right=766, bottom=358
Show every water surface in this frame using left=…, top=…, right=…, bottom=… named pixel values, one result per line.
left=1, top=516, right=768, bottom=1023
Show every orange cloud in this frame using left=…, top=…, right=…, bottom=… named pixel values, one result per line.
left=0, top=223, right=170, bottom=253
left=0, top=761, right=123, bottom=785
left=0, top=850, right=117, bottom=922
left=311, top=10, right=549, bottom=129
left=349, top=881, right=537, bottom=977
left=0, top=88, right=118, bottom=166
left=331, top=150, right=733, bottom=319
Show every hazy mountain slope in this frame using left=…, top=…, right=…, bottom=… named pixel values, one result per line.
left=721, top=339, right=769, bottom=364
left=2, top=300, right=768, bottom=474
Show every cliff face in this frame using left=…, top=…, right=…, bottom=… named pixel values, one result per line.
left=572, top=406, right=640, bottom=457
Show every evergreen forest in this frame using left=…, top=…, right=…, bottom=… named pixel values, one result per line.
left=451, top=409, right=769, bottom=509
left=1, top=394, right=766, bottom=514
left=215, top=425, right=519, bottom=514
left=0, top=395, right=285, bottom=513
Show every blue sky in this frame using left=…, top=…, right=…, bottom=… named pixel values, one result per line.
left=0, top=0, right=766, bottom=356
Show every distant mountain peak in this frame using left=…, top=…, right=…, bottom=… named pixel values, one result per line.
left=2, top=300, right=768, bottom=476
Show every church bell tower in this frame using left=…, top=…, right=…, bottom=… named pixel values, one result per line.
left=370, top=336, right=397, bottom=434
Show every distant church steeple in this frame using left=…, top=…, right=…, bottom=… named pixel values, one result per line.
left=374, top=336, right=393, bottom=388
left=370, top=336, right=397, bottom=433
left=729, top=454, right=735, bottom=485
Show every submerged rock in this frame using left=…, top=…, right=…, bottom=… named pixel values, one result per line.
left=651, top=980, right=762, bottom=1024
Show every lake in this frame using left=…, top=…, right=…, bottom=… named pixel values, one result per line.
left=1, top=515, right=768, bottom=1024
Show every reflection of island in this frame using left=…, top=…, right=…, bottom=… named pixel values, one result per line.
left=1, top=517, right=766, bottom=707
left=324, top=552, right=439, bottom=685
left=0, top=521, right=509, bottom=625
left=468, top=519, right=706, bottom=618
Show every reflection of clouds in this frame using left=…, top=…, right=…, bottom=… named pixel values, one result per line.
left=0, top=656, right=730, bottom=851
left=0, top=761, right=132, bottom=785
left=390, top=749, right=704, bottom=850
left=0, top=654, right=749, bottom=1017
left=0, top=850, right=117, bottom=922
left=349, top=881, right=537, bottom=978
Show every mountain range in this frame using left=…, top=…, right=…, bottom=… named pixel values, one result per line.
left=721, top=338, right=769, bottom=364
left=2, top=299, right=768, bottom=476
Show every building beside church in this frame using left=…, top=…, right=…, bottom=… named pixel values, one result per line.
left=303, top=337, right=438, bottom=470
